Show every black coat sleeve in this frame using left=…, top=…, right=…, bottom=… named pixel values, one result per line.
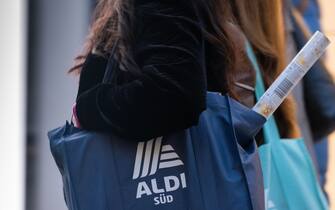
left=75, top=0, right=206, bottom=141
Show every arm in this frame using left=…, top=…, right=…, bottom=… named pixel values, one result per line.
left=76, top=0, right=206, bottom=140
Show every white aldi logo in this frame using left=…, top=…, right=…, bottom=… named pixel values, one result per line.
left=132, top=137, right=187, bottom=206
left=132, top=136, right=184, bottom=179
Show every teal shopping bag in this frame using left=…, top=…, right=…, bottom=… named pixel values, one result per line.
left=246, top=43, right=328, bottom=210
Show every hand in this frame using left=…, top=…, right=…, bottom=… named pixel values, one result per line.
left=72, top=103, right=82, bottom=128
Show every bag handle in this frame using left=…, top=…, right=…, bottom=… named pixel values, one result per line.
left=245, top=41, right=281, bottom=143
left=71, top=39, right=120, bottom=127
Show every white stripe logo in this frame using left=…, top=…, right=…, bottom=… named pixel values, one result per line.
left=132, top=137, right=184, bottom=179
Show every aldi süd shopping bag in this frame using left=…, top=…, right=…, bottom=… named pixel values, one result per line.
left=48, top=91, right=266, bottom=210
left=246, top=43, right=328, bottom=210
left=48, top=41, right=267, bottom=210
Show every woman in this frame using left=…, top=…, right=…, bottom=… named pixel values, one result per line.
left=71, top=0, right=298, bottom=140
left=229, top=0, right=300, bottom=139
left=71, top=0, right=234, bottom=140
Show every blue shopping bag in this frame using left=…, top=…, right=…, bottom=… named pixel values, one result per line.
left=246, top=43, right=329, bottom=210
left=48, top=91, right=266, bottom=210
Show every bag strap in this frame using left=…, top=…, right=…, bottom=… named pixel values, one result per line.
left=71, top=40, right=120, bottom=126
left=245, top=41, right=281, bottom=143
left=102, top=39, right=120, bottom=84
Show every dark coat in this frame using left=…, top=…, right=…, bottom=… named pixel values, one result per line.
left=75, top=0, right=255, bottom=141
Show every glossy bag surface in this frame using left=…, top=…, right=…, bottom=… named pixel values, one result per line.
left=48, top=92, right=266, bottom=210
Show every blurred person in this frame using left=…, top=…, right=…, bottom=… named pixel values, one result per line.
left=229, top=0, right=300, bottom=139
left=292, top=0, right=329, bottom=195
left=293, top=0, right=320, bottom=31
left=236, top=2, right=329, bottom=208
left=283, top=0, right=335, bottom=200
left=281, top=0, right=320, bottom=167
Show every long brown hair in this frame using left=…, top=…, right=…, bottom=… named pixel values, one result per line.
left=230, top=0, right=300, bottom=138
left=70, top=0, right=238, bottom=94
left=70, top=0, right=299, bottom=137
left=69, top=0, right=139, bottom=75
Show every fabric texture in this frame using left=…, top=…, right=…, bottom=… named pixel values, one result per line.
left=76, top=0, right=207, bottom=141
left=75, top=0, right=259, bottom=141
left=49, top=92, right=266, bottom=210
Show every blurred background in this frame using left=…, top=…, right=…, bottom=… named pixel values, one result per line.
left=0, top=0, right=334, bottom=210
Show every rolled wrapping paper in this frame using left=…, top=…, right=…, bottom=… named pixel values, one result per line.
left=253, top=31, right=331, bottom=118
